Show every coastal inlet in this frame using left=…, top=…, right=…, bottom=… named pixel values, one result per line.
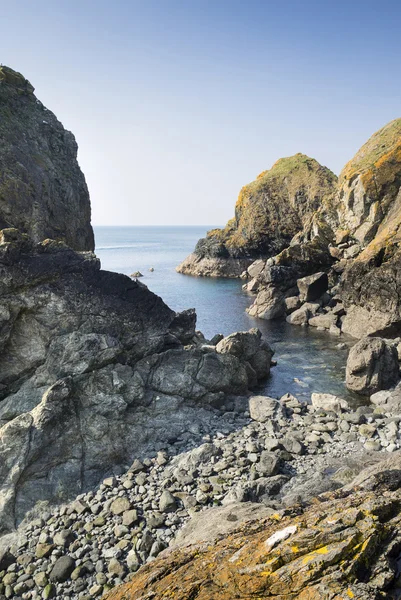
left=95, top=225, right=355, bottom=403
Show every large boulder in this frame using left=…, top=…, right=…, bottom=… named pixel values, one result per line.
left=216, top=328, right=274, bottom=383
left=177, top=154, right=337, bottom=276
left=346, top=337, right=400, bottom=395
left=297, top=272, right=328, bottom=302
left=0, top=66, right=93, bottom=251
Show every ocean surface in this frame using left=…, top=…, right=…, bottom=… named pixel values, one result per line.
left=94, top=226, right=355, bottom=403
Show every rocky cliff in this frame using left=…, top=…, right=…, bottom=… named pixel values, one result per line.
left=0, top=229, right=272, bottom=533
left=198, top=118, right=401, bottom=341
left=0, top=67, right=275, bottom=534
left=177, top=154, right=337, bottom=277
left=339, top=119, right=401, bottom=337
left=0, top=66, right=94, bottom=251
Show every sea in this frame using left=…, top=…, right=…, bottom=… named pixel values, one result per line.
left=94, top=226, right=355, bottom=403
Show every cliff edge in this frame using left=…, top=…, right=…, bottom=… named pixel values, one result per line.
left=0, top=66, right=94, bottom=251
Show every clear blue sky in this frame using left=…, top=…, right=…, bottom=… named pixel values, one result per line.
left=2, top=0, right=401, bottom=225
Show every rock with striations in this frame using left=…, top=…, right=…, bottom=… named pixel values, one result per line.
left=177, top=154, right=337, bottom=277
left=0, top=232, right=266, bottom=533
left=103, top=466, right=401, bottom=600
left=0, top=66, right=94, bottom=251
left=338, top=119, right=401, bottom=337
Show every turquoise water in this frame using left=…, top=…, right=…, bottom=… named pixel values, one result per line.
left=94, top=226, right=354, bottom=402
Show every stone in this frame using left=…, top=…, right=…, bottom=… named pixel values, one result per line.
left=33, top=573, right=48, bottom=588
left=126, top=550, right=140, bottom=572
left=122, top=509, right=138, bottom=527
left=311, top=393, right=349, bottom=413
left=284, top=296, right=301, bottom=314
left=110, top=497, right=131, bottom=516
left=53, top=530, right=75, bottom=548
left=42, top=584, right=56, bottom=599
left=159, top=490, right=178, bottom=513
left=248, top=396, right=284, bottom=423
left=297, top=272, right=328, bottom=302
left=49, top=555, right=75, bottom=583
left=286, top=302, right=320, bottom=325
left=346, top=337, right=399, bottom=396
left=256, top=451, right=281, bottom=476
left=35, top=544, right=54, bottom=559
left=282, top=437, right=305, bottom=455
left=308, top=313, right=338, bottom=330
left=216, top=329, right=274, bottom=382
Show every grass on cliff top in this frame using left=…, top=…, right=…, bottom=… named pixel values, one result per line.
left=206, top=154, right=337, bottom=243
left=340, top=118, right=401, bottom=182
left=235, top=153, right=337, bottom=211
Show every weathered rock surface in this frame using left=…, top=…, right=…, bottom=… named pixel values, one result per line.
left=346, top=337, right=400, bottom=395
left=103, top=469, right=401, bottom=600
left=177, top=154, right=337, bottom=276
left=0, top=66, right=94, bottom=251
left=339, top=119, right=401, bottom=337
left=0, top=231, right=267, bottom=533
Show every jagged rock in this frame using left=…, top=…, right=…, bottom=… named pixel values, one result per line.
left=0, top=66, right=93, bottom=251
left=246, top=286, right=285, bottom=319
left=286, top=302, right=319, bottom=325
left=346, top=337, right=400, bottom=395
left=339, top=119, right=401, bottom=337
left=308, top=312, right=338, bottom=329
left=177, top=154, right=337, bottom=277
left=0, top=235, right=261, bottom=533
left=297, top=272, right=328, bottom=302
left=284, top=296, right=301, bottom=314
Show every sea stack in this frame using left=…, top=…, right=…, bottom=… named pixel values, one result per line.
left=177, top=154, right=337, bottom=277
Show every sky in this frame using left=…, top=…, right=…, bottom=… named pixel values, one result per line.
left=2, top=0, right=401, bottom=226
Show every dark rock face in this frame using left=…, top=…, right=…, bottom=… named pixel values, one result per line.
left=0, top=66, right=94, bottom=251
left=297, top=272, right=328, bottom=302
left=0, top=231, right=265, bottom=533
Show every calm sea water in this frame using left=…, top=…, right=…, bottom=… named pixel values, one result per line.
left=95, top=226, right=355, bottom=403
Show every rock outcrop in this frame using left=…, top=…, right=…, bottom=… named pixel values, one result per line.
left=339, top=118, right=401, bottom=338
left=104, top=465, right=401, bottom=600
left=177, top=154, right=337, bottom=277
left=0, top=230, right=271, bottom=533
left=238, top=118, right=401, bottom=341
left=0, top=66, right=94, bottom=251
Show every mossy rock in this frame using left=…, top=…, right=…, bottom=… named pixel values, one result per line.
left=203, top=154, right=337, bottom=259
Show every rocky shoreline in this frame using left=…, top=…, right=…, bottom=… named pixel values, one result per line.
left=2, top=382, right=401, bottom=599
